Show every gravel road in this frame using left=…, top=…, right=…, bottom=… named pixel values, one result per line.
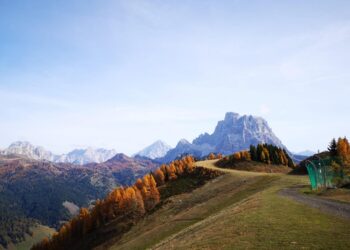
left=279, top=187, right=350, bottom=220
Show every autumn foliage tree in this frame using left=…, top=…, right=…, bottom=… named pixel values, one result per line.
left=327, top=137, right=350, bottom=167
left=153, top=169, right=165, bottom=186
left=207, top=153, right=223, bottom=160
left=337, top=137, right=350, bottom=164
left=325, top=136, right=350, bottom=179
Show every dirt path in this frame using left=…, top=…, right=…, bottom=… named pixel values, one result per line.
left=280, top=187, right=350, bottom=220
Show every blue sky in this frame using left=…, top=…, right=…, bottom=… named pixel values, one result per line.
left=1, top=0, right=349, bottom=155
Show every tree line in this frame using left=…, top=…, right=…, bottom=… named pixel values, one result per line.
left=249, top=144, right=294, bottom=167
left=216, top=144, right=295, bottom=168
left=328, top=137, right=350, bottom=165
left=31, top=156, right=221, bottom=250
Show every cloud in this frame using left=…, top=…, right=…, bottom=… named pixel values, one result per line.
left=259, top=104, right=270, bottom=115
left=0, top=89, right=74, bottom=109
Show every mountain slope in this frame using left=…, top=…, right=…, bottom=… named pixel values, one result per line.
left=85, top=153, right=159, bottom=186
left=0, top=155, right=115, bottom=248
left=134, top=140, right=172, bottom=159
left=0, top=153, right=158, bottom=248
left=99, top=160, right=350, bottom=250
left=159, top=112, right=285, bottom=162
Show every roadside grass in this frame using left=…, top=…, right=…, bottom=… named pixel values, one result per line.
left=301, top=186, right=350, bottom=203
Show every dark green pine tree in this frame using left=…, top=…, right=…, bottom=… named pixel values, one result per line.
left=256, top=144, right=264, bottom=162
left=328, top=138, right=338, bottom=157
left=249, top=145, right=257, bottom=161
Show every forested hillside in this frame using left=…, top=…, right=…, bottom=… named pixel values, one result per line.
left=0, top=154, right=158, bottom=248
left=31, top=156, right=221, bottom=250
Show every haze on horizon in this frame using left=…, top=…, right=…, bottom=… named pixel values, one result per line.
left=0, top=0, right=349, bottom=155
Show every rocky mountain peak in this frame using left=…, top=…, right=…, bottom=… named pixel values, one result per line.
left=108, top=153, right=130, bottom=162
left=1, top=141, right=54, bottom=161
left=135, top=140, right=172, bottom=159
left=159, top=112, right=285, bottom=163
left=224, top=112, right=240, bottom=121
left=177, top=139, right=191, bottom=146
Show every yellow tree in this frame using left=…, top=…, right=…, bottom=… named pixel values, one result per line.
left=149, top=174, right=160, bottom=205
left=135, top=178, right=144, bottom=190
left=233, top=152, right=241, bottom=160
left=153, top=168, right=165, bottom=186
left=79, top=207, right=92, bottom=235
left=167, top=164, right=177, bottom=180
left=133, top=186, right=145, bottom=214
left=338, top=138, right=347, bottom=161
left=241, top=151, right=251, bottom=160
left=262, top=148, right=270, bottom=164
left=208, top=153, right=216, bottom=160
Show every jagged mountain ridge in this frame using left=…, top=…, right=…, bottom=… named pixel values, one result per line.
left=159, top=112, right=285, bottom=163
left=0, top=141, right=117, bottom=165
left=134, top=140, right=172, bottom=159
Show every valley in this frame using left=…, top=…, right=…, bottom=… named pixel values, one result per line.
left=0, top=114, right=348, bottom=249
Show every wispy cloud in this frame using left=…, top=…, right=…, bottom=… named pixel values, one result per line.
left=0, top=89, right=74, bottom=109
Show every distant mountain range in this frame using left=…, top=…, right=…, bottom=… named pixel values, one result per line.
left=159, top=112, right=285, bottom=162
left=0, top=141, right=117, bottom=165
left=2, top=112, right=301, bottom=165
left=134, top=140, right=172, bottom=159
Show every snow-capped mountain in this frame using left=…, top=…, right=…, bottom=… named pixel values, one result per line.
left=0, top=141, right=55, bottom=161
left=0, top=141, right=117, bottom=164
left=134, top=140, right=172, bottom=159
left=159, top=112, right=285, bottom=163
left=56, top=147, right=117, bottom=165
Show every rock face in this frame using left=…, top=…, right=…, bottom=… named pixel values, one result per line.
left=0, top=141, right=117, bottom=164
left=134, top=140, right=172, bottom=159
left=159, top=112, right=285, bottom=163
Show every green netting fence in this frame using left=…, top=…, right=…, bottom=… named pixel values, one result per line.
left=305, top=157, right=349, bottom=190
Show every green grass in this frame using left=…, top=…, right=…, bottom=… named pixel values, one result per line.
left=105, top=173, right=271, bottom=250
left=100, top=160, right=350, bottom=250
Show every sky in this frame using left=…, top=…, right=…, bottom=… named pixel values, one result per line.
left=0, top=0, right=350, bottom=155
